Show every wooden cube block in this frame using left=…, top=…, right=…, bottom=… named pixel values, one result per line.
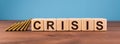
left=94, top=18, right=107, bottom=31
left=69, top=18, right=82, bottom=31
left=31, top=18, right=44, bottom=31
left=82, top=18, right=94, bottom=31
left=44, top=18, right=57, bottom=31
left=57, top=18, right=69, bottom=31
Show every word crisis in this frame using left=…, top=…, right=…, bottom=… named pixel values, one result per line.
left=31, top=18, right=107, bottom=31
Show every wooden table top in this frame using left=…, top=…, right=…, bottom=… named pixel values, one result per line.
left=0, top=20, right=120, bottom=44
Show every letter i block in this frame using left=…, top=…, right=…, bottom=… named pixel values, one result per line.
left=57, top=18, right=69, bottom=31
left=31, top=18, right=44, bottom=31
left=44, top=18, right=57, bottom=31
left=69, top=18, right=82, bottom=31
left=82, top=18, right=94, bottom=31
left=94, top=18, right=107, bottom=31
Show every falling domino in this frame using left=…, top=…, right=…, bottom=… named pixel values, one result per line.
left=20, top=20, right=29, bottom=31
left=24, top=20, right=31, bottom=31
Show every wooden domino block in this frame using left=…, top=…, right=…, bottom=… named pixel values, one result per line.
left=44, top=18, right=57, bottom=31
left=57, top=18, right=69, bottom=31
left=31, top=18, right=44, bottom=31
left=94, top=18, right=107, bottom=31
left=82, top=18, right=94, bottom=31
left=69, top=18, right=82, bottom=31
left=20, top=20, right=30, bottom=31
left=24, top=20, right=31, bottom=31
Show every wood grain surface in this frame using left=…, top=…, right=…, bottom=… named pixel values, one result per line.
left=0, top=20, right=120, bottom=44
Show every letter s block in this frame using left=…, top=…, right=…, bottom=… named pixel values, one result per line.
left=94, top=18, right=107, bottom=31
left=69, top=18, right=82, bottom=31
left=31, top=18, right=44, bottom=31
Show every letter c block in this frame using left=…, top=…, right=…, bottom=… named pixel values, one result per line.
left=31, top=18, right=44, bottom=31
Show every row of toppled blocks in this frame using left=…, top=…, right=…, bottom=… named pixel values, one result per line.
left=6, top=20, right=31, bottom=31
left=6, top=18, right=107, bottom=32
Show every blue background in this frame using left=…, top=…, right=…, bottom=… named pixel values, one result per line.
left=0, top=0, right=120, bottom=21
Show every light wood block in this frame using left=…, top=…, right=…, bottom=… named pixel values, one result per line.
left=15, top=21, right=26, bottom=31
left=94, top=18, right=107, bottom=31
left=69, top=18, right=82, bottom=31
left=82, top=18, right=94, bottom=31
left=31, top=18, right=44, bottom=31
left=24, top=20, right=31, bottom=31
left=57, top=18, right=69, bottom=31
left=44, top=18, right=57, bottom=31
left=20, top=20, right=29, bottom=31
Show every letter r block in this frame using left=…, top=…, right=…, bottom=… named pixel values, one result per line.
left=44, top=18, right=57, bottom=31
